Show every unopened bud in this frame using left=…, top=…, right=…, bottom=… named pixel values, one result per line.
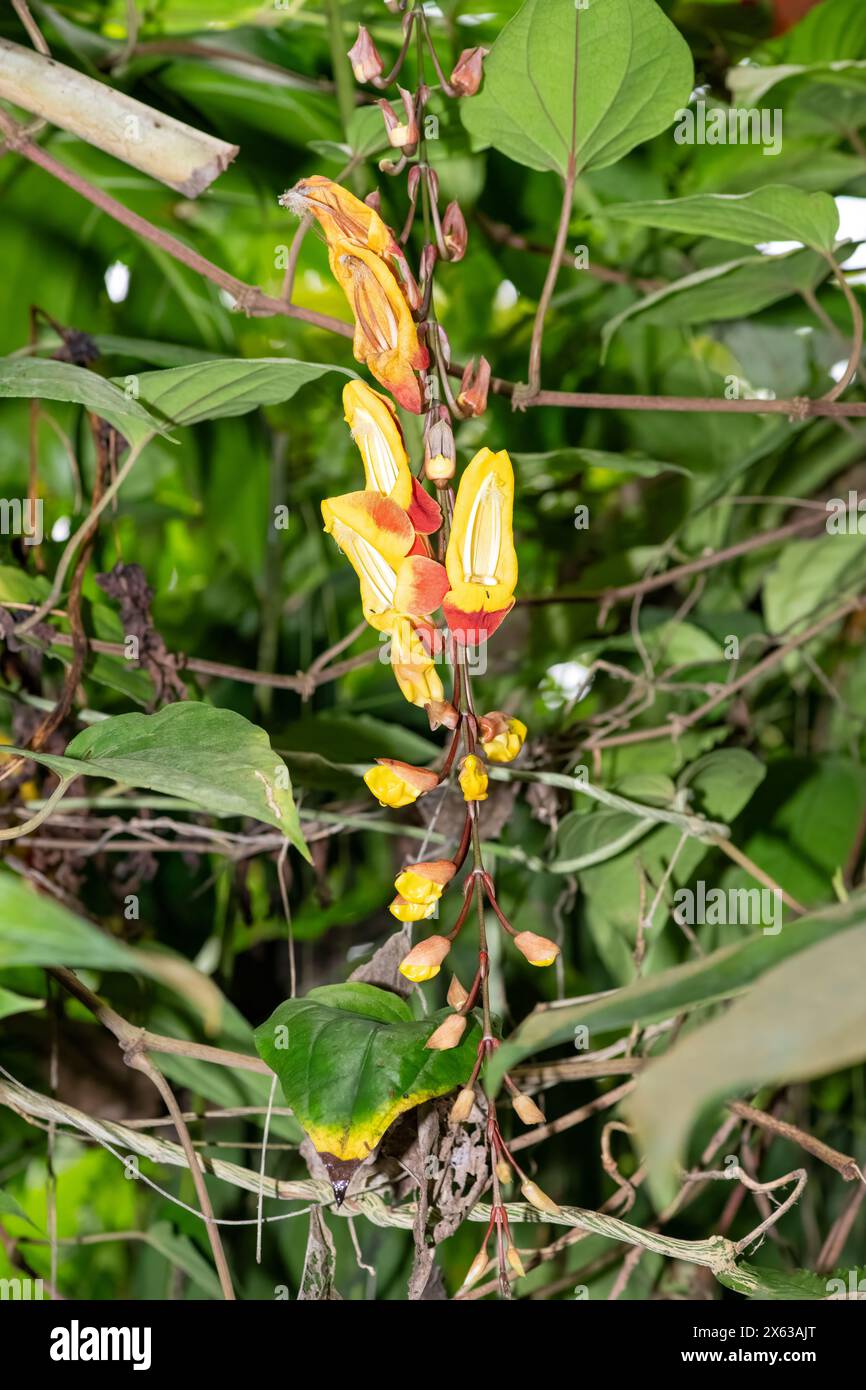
left=514, top=930, right=560, bottom=968
left=450, top=46, right=487, bottom=97
left=506, top=1244, right=526, bottom=1278
left=442, top=201, right=468, bottom=261
left=496, top=1159, right=512, bottom=1186
left=426, top=698, right=460, bottom=731
left=426, top=1012, right=467, bottom=1051
left=447, top=974, right=469, bottom=1008
left=399, top=934, right=451, bottom=982
left=348, top=25, right=384, bottom=83
left=378, top=87, right=418, bottom=149
left=513, top=1093, right=545, bottom=1126
left=521, top=1179, right=561, bottom=1217
left=457, top=355, right=491, bottom=416
left=407, top=163, right=422, bottom=202
left=424, top=408, right=456, bottom=483
left=461, top=1247, right=490, bottom=1290
left=449, top=1086, right=475, bottom=1124
left=364, top=189, right=382, bottom=213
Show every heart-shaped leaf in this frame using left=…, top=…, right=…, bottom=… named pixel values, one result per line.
left=461, top=0, right=693, bottom=178
left=2, top=702, right=308, bottom=856
left=255, top=983, right=481, bottom=1193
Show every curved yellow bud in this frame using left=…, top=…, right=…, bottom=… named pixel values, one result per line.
left=399, top=934, right=451, bottom=982
left=458, top=754, right=488, bottom=803
left=481, top=715, right=527, bottom=764
left=513, top=930, right=560, bottom=967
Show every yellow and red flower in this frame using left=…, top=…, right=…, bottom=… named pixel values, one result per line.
left=388, top=615, right=445, bottom=707
left=321, top=491, right=447, bottom=631
left=364, top=758, right=438, bottom=808
left=443, top=447, right=517, bottom=644
left=329, top=239, right=428, bottom=413
left=479, top=711, right=527, bottom=764
left=342, top=381, right=441, bottom=537
left=283, top=175, right=397, bottom=259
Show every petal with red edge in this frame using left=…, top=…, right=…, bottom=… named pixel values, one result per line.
left=407, top=477, right=443, bottom=535
left=393, top=555, right=449, bottom=617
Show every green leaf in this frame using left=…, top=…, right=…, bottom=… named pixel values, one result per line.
left=0, top=871, right=223, bottom=1031
left=0, top=985, right=43, bottom=1021
left=602, top=247, right=835, bottom=355
left=763, top=532, right=866, bottom=635
left=487, top=895, right=862, bottom=1090
left=116, top=358, right=353, bottom=428
left=255, top=983, right=481, bottom=1164
left=145, top=1221, right=223, bottom=1300
left=679, top=749, right=767, bottom=822
left=0, top=356, right=165, bottom=436
left=460, top=0, right=693, bottom=177
left=628, top=919, right=866, bottom=1204
left=717, top=1262, right=835, bottom=1301
left=0, top=1187, right=39, bottom=1231
left=3, top=703, right=309, bottom=855
left=602, top=187, right=840, bottom=253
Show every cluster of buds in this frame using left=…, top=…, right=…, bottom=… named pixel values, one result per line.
left=347, top=10, right=487, bottom=101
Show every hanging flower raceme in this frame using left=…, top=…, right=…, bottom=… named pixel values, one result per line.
left=282, top=177, right=427, bottom=412
left=443, top=447, right=518, bottom=644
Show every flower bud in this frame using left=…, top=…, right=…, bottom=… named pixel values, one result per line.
left=426, top=699, right=459, bottom=731
left=426, top=1012, right=467, bottom=1050
left=513, top=1093, right=545, bottom=1126
left=389, top=894, right=436, bottom=923
left=348, top=25, right=384, bottom=83
left=407, top=163, right=423, bottom=203
left=459, top=753, right=488, bottom=803
left=364, top=759, right=438, bottom=808
left=395, top=858, right=456, bottom=907
left=425, top=165, right=440, bottom=203
left=456, top=355, right=491, bottom=416
left=480, top=713, right=527, bottom=764
left=450, top=46, right=487, bottom=97
left=447, top=974, right=469, bottom=1008
left=513, top=931, right=560, bottom=968
left=461, top=1246, right=490, bottom=1290
left=378, top=87, right=418, bottom=149
left=506, top=1244, right=526, bottom=1278
left=495, top=1159, right=512, bottom=1186
left=442, top=201, right=468, bottom=261
left=399, top=934, right=451, bottom=982
left=521, top=1180, right=561, bottom=1217
left=449, top=1086, right=476, bottom=1124
left=424, top=407, right=456, bottom=483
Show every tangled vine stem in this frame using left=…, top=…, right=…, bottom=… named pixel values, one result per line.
left=0, top=1074, right=805, bottom=1286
